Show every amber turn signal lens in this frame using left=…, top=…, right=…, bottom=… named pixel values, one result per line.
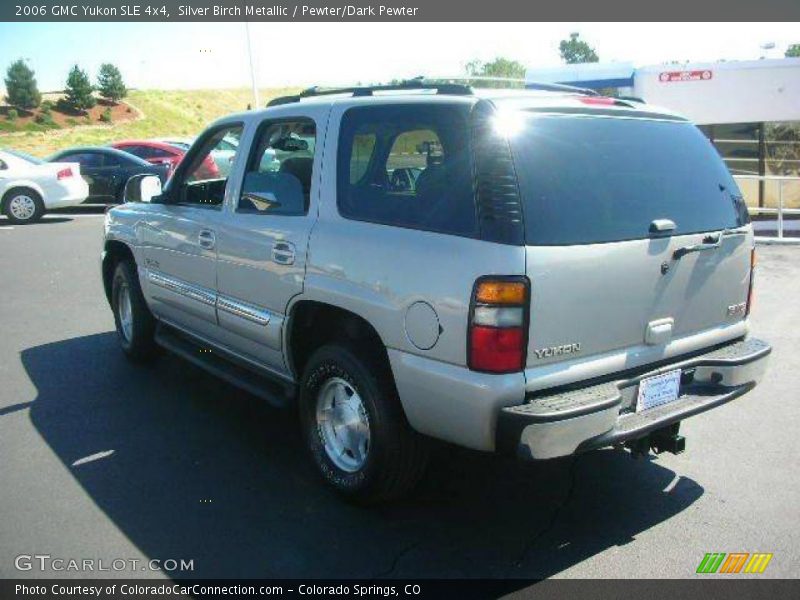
left=475, top=281, right=527, bottom=305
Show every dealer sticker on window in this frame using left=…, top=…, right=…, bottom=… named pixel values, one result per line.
left=636, top=369, right=682, bottom=412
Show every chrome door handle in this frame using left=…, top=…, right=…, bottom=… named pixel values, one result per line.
left=198, top=229, right=216, bottom=250
left=272, top=241, right=296, bottom=265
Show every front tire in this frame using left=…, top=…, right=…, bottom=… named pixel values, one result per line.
left=111, top=259, right=157, bottom=362
left=299, top=343, right=429, bottom=504
left=3, top=188, right=44, bottom=224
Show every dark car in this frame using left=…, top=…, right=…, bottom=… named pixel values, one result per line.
left=47, top=146, right=169, bottom=204
left=110, top=139, right=219, bottom=180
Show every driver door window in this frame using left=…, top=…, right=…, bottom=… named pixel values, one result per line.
left=178, top=125, right=243, bottom=208
left=237, top=118, right=316, bottom=216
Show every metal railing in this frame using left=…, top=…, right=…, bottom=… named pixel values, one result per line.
left=733, top=174, right=800, bottom=244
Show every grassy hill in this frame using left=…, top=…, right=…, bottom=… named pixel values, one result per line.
left=0, top=87, right=300, bottom=157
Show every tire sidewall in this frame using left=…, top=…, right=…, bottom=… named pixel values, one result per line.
left=112, top=264, right=136, bottom=352
left=299, top=346, right=388, bottom=497
left=4, top=189, right=44, bottom=224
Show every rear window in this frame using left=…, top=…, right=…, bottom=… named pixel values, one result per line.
left=508, top=115, right=749, bottom=245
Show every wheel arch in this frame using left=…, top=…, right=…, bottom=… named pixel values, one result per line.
left=286, top=299, right=391, bottom=382
left=102, top=240, right=136, bottom=305
left=1, top=182, right=44, bottom=211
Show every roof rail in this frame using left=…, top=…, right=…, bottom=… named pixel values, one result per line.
left=266, top=78, right=474, bottom=106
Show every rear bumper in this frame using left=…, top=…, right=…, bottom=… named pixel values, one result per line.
left=497, top=337, right=771, bottom=460
left=45, top=182, right=89, bottom=209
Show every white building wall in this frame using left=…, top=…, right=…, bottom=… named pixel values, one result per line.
left=633, top=58, right=800, bottom=125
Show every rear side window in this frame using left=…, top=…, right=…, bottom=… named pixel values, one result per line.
left=66, top=152, right=104, bottom=168
left=509, top=115, right=748, bottom=245
left=337, top=104, right=477, bottom=238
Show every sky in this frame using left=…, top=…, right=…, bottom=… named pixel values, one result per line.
left=0, top=22, right=798, bottom=92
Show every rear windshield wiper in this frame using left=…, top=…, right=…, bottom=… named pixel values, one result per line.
left=673, top=228, right=748, bottom=260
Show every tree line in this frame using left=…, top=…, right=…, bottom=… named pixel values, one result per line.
left=4, top=60, right=128, bottom=113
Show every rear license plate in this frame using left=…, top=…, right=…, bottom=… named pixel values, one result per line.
left=636, top=369, right=681, bottom=412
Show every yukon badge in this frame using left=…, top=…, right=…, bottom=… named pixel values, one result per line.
left=534, top=343, right=582, bottom=359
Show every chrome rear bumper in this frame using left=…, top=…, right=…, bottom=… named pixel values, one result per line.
left=497, top=338, right=771, bottom=460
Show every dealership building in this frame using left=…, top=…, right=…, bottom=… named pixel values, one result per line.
left=526, top=58, right=800, bottom=210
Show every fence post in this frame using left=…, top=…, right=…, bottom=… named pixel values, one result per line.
left=778, top=180, right=784, bottom=240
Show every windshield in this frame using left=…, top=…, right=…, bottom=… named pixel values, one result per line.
left=507, top=114, right=749, bottom=245
left=3, top=148, right=44, bottom=165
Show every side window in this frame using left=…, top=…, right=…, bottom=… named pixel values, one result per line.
left=237, top=118, right=316, bottom=216
left=0, top=159, right=7, bottom=170
left=337, top=105, right=477, bottom=237
left=102, top=154, right=121, bottom=168
left=69, top=152, right=104, bottom=168
left=149, top=147, right=174, bottom=159
left=177, top=125, right=243, bottom=208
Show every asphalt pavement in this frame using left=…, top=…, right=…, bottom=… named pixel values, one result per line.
left=1, top=211, right=798, bottom=582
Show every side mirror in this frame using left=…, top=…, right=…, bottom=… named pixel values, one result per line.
left=124, top=174, right=162, bottom=204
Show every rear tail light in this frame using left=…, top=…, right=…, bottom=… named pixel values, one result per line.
left=468, top=277, right=529, bottom=373
left=56, top=168, right=73, bottom=180
left=746, top=248, right=756, bottom=317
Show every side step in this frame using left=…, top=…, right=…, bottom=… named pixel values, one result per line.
left=154, top=324, right=295, bottom=408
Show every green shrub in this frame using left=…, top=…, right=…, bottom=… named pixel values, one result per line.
left=40, top=100, right=54, bottom=114
left=100, top=107, right=112, bottom=123
left=7, top=108, right=18, bottom=121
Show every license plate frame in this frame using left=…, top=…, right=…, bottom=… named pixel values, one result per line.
left=636, top=369, right=682, bottom=413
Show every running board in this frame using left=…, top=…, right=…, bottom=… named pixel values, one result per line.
left=154, top=324, right=295, bottom=408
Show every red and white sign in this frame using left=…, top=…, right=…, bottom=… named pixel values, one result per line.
left=659, top=70, right=713, bottom=83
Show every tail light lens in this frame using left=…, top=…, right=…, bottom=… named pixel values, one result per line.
left=746, top=248, right=756, bottom=317
left=56, top=168, right=73, bottom=180
left=468, top=277, right=529, bottom=373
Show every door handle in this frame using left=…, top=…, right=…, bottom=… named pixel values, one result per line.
left=198, top=229, right=216, bottom=250
left=272, top=241, right=296, bottom=265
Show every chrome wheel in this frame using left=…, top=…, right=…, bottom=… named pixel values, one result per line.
left=316, top=377, right=370, bottom=473
left=117, top=282, right=133, bottom=343
left=8, top=194, right=37, bottom=221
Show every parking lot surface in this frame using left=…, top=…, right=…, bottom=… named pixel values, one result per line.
left=1, top=212, right=799, bottom=581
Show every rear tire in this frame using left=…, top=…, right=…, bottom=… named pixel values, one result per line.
left=299, top=343, right=429, bottom=504
left=3, top=188, right=44, bottom=224
left=111, top=259, right=157, bottom=363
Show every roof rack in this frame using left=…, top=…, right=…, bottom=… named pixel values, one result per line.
left=267, top=78, right=473, bottom=106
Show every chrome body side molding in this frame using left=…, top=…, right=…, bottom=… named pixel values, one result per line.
left=217, top=295, right=271, bottom=326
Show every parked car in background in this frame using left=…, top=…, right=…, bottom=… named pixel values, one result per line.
left=152, top=136, right=244, bottom=177
left=111, top=140, right=219, bottom=179
left=48, top=147, right=169, bottom=204
left=0, top=148, right=88, bottom=224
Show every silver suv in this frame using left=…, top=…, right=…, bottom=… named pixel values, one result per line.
left=102, top=81, right=771, bottom=503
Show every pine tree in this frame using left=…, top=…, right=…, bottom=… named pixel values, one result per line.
left=97, top=63, right=127, bottom=103
left=64, top=65, right=96, bottom=112
left=4, top=59, right=41, bottom=110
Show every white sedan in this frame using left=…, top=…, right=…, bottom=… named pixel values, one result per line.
left=0, top=149, right=89, bottom=224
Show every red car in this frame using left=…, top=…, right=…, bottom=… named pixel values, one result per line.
left=110, top=140, right=219, bottom=179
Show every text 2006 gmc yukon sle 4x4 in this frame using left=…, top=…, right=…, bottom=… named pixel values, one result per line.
left=102, top=81, right=771, bottom=503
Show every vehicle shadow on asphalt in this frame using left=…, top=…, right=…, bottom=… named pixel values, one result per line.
left=0, top=217, right=73, bottom=227
left=22, top=332, right=704, bottom=580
